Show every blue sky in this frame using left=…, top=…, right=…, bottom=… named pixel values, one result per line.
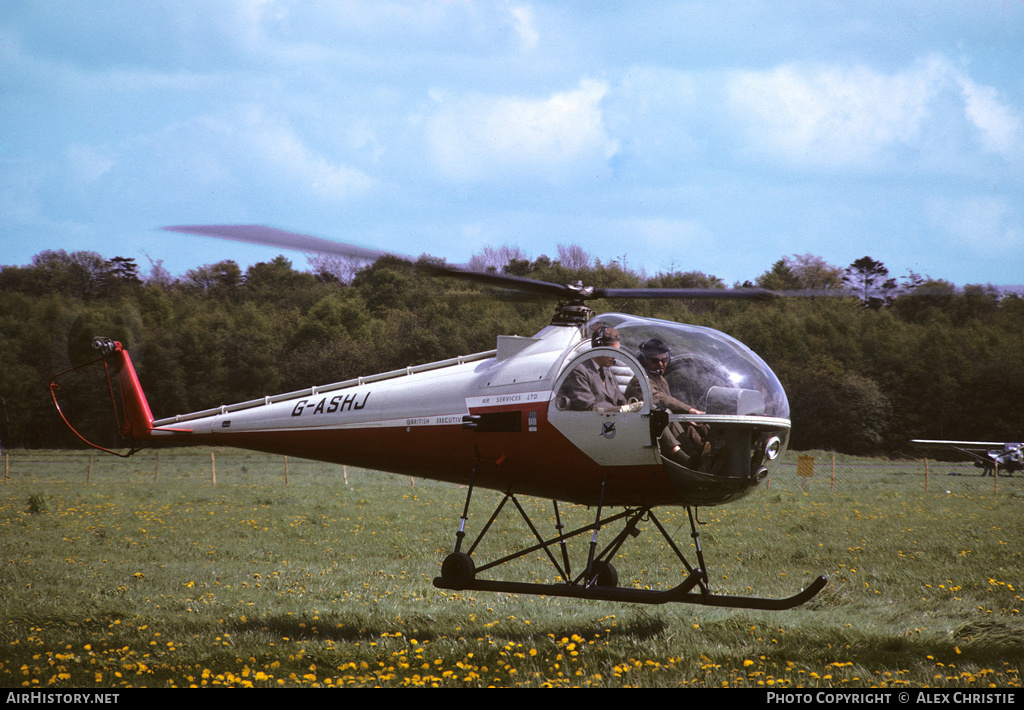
left=2, top=1, right=1023, bottom=288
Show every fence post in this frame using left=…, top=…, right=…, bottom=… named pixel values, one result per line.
left=285, top=455, right=289, bottom=486
left=211, top=451, right=216, bottom=485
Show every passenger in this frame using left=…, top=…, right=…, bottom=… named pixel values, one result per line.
left=626, top=338, right=709, bottom=468
left=559, top=325, right=642, bottom=413
left=625, top=339, right=702, bottom=414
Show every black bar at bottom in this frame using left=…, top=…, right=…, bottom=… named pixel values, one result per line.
left=433, top=571, right=828, bottom=609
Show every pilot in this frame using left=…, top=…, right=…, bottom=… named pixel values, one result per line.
left=625, top=338, right=708, bottom=467
left=559, top=325, right=642, bottom=413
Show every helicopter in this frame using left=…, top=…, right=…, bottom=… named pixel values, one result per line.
left=911, top=439, right=1022, bottom=477
left=51, top=225, right=828, bottom=610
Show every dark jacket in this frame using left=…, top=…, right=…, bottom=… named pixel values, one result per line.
left=559, top=360, right=627, bottom=412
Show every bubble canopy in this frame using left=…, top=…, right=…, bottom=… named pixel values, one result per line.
left=587, top=313, right=790, bottom=420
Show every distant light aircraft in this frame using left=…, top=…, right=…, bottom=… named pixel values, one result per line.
left=911, top=440, right=1022, bottom=477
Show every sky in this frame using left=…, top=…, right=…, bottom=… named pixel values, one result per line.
left=2, top=1, right=1023, bottom=289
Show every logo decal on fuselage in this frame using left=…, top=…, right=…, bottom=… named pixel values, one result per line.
left=601, top=422, right=616, bottom=439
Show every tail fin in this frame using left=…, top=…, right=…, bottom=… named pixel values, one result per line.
left=100, top=338, right=154, bottom=441
left=50, top=338, right=154, bottom=455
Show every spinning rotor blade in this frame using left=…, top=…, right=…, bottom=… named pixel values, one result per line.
left=164, top=223, right=779, bottom=302
left=419, top=267, right=778, bottom=301
left=593, top=286, right=776, bottom=300
left=163, top=225, right=389, bottom=263
left=416, top=262, right=585, bottom=299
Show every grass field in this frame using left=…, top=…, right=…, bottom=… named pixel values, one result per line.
left=1, top=449, right=1021, bottom=688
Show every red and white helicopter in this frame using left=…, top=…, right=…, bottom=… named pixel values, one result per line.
left=52, top=225, right=827, bottom=609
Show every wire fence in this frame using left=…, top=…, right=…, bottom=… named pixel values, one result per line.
left=2, top=448, right=1022, bottom=498
left=767, top=453, right=1022, bottom=497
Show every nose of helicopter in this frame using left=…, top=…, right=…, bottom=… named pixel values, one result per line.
left=583, top=313, right=792, bottom=506
left=659, top=423, right=785, bottom=506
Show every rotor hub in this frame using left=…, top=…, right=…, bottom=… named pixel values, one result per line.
left=551, top=301, right=592, bottom=326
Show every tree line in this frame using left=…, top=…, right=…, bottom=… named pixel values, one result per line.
left=2, top=247, right=1022, bottom=455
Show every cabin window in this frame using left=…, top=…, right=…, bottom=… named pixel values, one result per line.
left=556, top=357, right=634, bottom=412
left=581, top=315, right=789, bottom=420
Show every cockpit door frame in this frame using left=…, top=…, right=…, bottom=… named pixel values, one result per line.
left=548, top=347, right=658, bottom=466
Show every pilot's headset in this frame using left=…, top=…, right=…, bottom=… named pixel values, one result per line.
left=638, top=338, right=672, bottom=371
left=590, top=324, right=620, bottom=348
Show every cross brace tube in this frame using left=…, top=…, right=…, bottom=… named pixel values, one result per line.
left=432, top=483, right=827, bottom=609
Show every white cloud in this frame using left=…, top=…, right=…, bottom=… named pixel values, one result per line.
left=235, top=108, right=377, bottom=202
left=727, top=60, right=939, bottom=168
left=603, top=65, right=702, bottom=173
left=37, top=108, right=377, bottom=225
left=928, top=196, right=1023, bottom=254
left=723, top=55, right=1023, bottom=171
left=426, top=79, right=618, bottom=183
left=510, top=4, right=540, bottom=51
left=65, top=145, right=115, bottom=185
left=957, top=77, right=1023, bottom=157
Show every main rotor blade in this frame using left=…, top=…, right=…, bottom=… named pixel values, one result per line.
left=163, top=223, right=574, bottom=297
left=421, top=271, right=779, bottom=301
left=594, top=286, right=777, bottom=300
left=163, top=224, right=389, bottom=263
left=161, top=224, right=800, bottom=302
left=419, top=266, right=779, bottom=301
left=416, top=262, right=578, bottom=299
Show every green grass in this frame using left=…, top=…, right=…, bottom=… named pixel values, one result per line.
left=1, top=449, right=1021, bottom=688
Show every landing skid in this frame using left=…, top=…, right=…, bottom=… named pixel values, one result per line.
left=432, top=472, right=827, bottom=610
left=436, top=569, right=828, bottom=609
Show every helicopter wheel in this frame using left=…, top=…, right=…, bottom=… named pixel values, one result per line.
left=440, top=552, right=476, bottom=590
left=593, top=562, right=618, bottom=587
